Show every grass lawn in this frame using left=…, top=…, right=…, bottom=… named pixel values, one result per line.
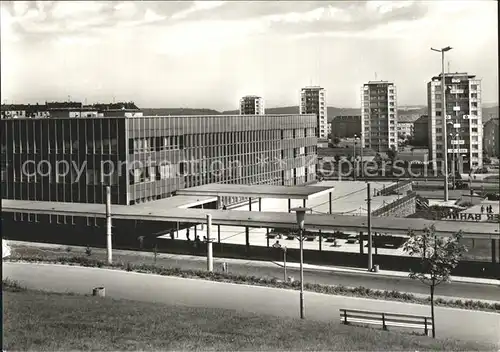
left=3, top=287, right=498, bottom=351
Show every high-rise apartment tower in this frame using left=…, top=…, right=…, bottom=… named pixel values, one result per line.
left=427, top=72, right=483, bottom=170
left=239, top=96, right=265, bottom=115
left=300, top=86, right=327, bottom=139
left=360, top=81, right=398, bottom=152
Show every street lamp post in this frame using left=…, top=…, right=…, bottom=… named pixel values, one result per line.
left=291, top=207, right=311, bottom=320
left=431, top=46, right=453, bottom=202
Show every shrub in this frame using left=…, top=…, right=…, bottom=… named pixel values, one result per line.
left=2, top=278, right=26, bottom=292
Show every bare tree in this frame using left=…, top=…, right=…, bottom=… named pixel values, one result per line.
left=403, top=226, right=467, bottom=338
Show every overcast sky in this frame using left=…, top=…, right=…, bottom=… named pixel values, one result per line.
left=1, top=1, right=498, bottom=110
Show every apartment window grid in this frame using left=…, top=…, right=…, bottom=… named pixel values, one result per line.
left=362, top=83, right=395, bottom=152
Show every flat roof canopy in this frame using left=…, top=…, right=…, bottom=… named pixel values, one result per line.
left=132, top=195, right=217, bottom=209
left=175, top=184, right=334, bottom=200
left=2, top=199, right=498, bottom=240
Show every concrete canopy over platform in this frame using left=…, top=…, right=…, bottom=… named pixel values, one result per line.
left=2, top=199, right=498, bottom=239
left=175, top=183, right=334, bottom=200
left=132, top=195, right=217, bottom=209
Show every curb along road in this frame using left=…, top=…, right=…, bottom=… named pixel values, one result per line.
left=6, top=240, right=500, bottom=302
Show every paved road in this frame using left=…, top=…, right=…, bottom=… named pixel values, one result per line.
left=3, top=262, right=500, bottom=345
left=116, top=252, right=500, bottom=302
left=8, top=242, right=500, bottom=302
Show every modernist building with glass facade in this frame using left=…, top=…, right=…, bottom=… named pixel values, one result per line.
left=1, top=114, right=318, bottom=208
left=361, top=81, right=398, bottom=152
left=427, top=72, right=483, bottom=170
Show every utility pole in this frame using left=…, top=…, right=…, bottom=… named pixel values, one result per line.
left=367, top=183, right=373, bottom=270
left=106, top=186, right=112, bottom=264
left=206, top=214, right=213, bottom=272
left=360, top=136, right=364, bottom=178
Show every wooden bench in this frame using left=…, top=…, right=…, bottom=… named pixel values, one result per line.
left=339, top=309, right=432, bottom=336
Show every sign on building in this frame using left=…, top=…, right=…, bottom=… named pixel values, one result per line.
left=442, top=213, right=499, bottom=222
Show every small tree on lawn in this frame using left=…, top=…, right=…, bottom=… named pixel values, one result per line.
left=403, top=226, right=467, bottom=338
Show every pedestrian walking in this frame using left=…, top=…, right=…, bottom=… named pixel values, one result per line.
left=186, top=228, right=190, bottom=241
left=481, top=205, right=485, bottom=213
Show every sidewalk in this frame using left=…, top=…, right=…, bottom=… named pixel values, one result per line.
left=7, top=240, right=500, bottom=287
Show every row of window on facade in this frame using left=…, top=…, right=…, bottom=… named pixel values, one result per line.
left=364, top=101, right=396, bottom=107
left=12, top=167, right=120, bottom=186
left=130, top=136, right=181, bottom=153
left=12, top=212, right=102, bottom=227
left=364, top=108, right=396, bottom=113
left=434, top=102, right=480, bottom=108
left=435, top=127, right=480, bottom=133
left=130, top=164, right=179, bottom=184
left=364, top=94, right=395, bottom=100
left=128, top=171, right=310, bottom=206
left=129, top=129, right=315, bottom=154
left=10, top=138, right=118, bottom=154
left=433, top=92, right=479, bottom=99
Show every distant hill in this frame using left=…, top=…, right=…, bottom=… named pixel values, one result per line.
left=141, top=105, right=498, bottom=122
left=482, top=102, right=499, bottom=108
left=224, top=106, right=361, bottom=116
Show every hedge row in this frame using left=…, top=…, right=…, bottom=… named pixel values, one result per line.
left=6, top=254, right=500, bottom=312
